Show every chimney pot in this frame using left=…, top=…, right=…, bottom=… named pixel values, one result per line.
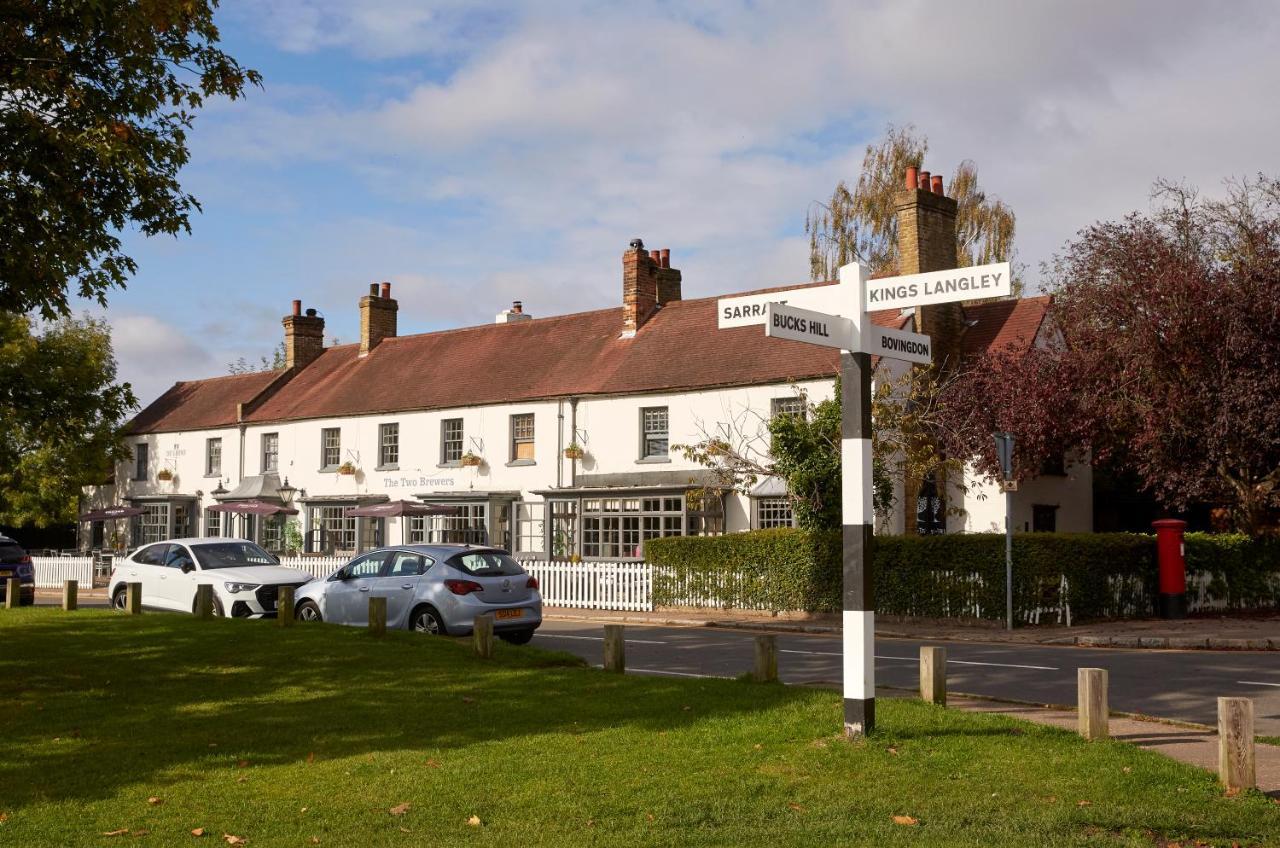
left=660, top=248, right=670, bottom=268
left=905, top=166, right=918, bottom=190
left=629, top=237, right=645, bottom=251
left=650, top=249, right=661, bottom=263
left=380, top=282, right=391, bottom=299
left=931, top=175, right=944, bottom=195
left=292, top=299, right=301, bottom=316
left=368, top=283, right=378, bottom=296
left=512, top=300, right=523, bottom=314
left=919, top=170, right=930, bottom=191
left=305, top=308, right=317, bottom=317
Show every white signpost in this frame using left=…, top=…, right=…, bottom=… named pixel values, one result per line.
left=717, top=258, right=1008, bottom=737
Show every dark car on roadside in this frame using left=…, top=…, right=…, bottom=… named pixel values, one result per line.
left=0, top=536, right=36, bottom=606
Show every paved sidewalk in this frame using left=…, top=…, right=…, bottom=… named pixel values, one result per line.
left=544, top=607, right=1280, bottom=650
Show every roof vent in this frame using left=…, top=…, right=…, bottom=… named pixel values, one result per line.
left=629, top=238, right=645, bottom=251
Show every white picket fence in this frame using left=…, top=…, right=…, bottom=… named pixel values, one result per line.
left=30, top=557, right=95, bottom=589
left=524, top=561, right=654, bottom=612
left=276, top=556, right=348, bottom=581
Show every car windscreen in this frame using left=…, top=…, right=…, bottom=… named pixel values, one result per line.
left=192, top=542, right=279, bottom=569
left=446, top=550, right=525, bottom=577
left=0, top=543, right=26, bottom=563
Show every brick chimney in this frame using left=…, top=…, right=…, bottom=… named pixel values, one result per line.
left=895, top=166, right=964, bottom=373
left=360, top=282, right=398, bottom=356
left=282, top=300, right=325, bottom=370
left=622, top=239, right=680, bottom=335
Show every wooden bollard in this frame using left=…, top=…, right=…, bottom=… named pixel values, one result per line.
left=194, top=584, right=214, bottom=619
left=920, top=646, right=946, bottom=705
left=1218, top=697, right=1256, bottom=791
left=473, top=614, right=494, bottom=659
left=62, top=579, right=78, bottom=611
left=1077, top=668, right=1109, bottom=740
left=126, top=582, right=142, bottom=615
left=5, top=577, right=20, bottom=609
left=368, top=596, right=387, bottom=638
left=277, top=585, right=295, bottom=626
left=753, top=634, right=777, bottom=682
left=603, top=624, right=626, bottom=673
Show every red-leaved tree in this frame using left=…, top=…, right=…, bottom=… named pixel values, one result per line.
left=946, top=176, right=1280, bottom=535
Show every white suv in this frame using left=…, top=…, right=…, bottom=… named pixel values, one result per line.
left=108, top=538, right=313, bottom=618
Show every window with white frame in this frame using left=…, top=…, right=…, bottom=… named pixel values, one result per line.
left=206, top=438, right=221, bottom=477
left=771, top=396, right=806, bottom=420
left=581, top=497, right=683, bottom=559
left=205, top=509, right=221, bottom=538
left=510, top=413, right=534, bottom=462
left=409, top=503, right=487, bottom=544
left=379, top=423, right=399, bottom=468
left=514, top=502, right=545, bottom=556
left=321, top=428, right=340, bottom=469
left=134, top=443, right=148, bottom=481
left=262, top=432, right=279, bottom=473
left=640, top=407, right=669, bottom=459
left=308, top=505, right=356, bottom=553
left=135, top=503, right=169, bottom=546
left=441, top=419, right=463, bottom=464
left=756, top=496, right=795, bottom=529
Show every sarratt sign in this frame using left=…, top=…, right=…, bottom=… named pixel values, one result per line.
left=864, top=261, right=1011, bottom=311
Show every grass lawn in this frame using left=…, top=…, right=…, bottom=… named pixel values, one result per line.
left=0, top=609, right=1275, bottom=847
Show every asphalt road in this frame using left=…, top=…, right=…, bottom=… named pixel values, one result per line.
left=532, top=620, right=1280, bottom=735
left=43, top=597, right=1279, bottom=734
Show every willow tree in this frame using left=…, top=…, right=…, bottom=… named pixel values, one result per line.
left=805, top=125, right=1018, bottom=282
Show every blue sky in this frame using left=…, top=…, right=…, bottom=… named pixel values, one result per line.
left=99, top=0, right=1280, bottom=404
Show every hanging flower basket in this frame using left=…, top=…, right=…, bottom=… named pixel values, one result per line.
left=337, top=461, right=357, bottom=476
left=156, top=468, right=174, bottom=481
left=563, top=443, right=585, bottom=460
left=460, top=452, right=483, bottom=468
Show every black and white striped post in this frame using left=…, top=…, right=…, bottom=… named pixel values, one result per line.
left=841, top=263, right=876, bottom=735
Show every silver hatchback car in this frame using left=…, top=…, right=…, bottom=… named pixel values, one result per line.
left=292, top=545, right=542, bottom=643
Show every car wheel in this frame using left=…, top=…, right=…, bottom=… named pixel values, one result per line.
left=296, top=600, right=322, bottom=623
left=410, top=605, right=447, bottom=636
left=499, top=627, right=536, bottom=646
left=111, top=586, right=128, bottom=611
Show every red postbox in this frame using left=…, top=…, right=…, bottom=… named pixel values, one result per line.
left=1153, top=518, right=1188, bottom=619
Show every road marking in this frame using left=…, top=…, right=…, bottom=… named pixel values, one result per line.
left=624, top=667, right=724, bottom=679
left=538, top=633, right=667, bottom=645
left=779, top=649, right=1058, bottom=671
left=1238, top=680, right=1280, bottom=688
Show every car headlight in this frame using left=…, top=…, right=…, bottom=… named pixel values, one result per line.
left=224, top=582, right=260, bottom=594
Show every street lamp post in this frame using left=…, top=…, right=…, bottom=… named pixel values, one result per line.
left=994, top=433, right=1016, bottom=630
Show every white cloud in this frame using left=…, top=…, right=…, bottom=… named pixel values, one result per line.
left=111, top=0, right=1280, bottom=397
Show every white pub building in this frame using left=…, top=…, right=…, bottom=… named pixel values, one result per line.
left=83, top=174, right=1091, bottom=559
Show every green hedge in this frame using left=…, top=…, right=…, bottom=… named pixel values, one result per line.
left=646, top=529, right=1280, bottom=621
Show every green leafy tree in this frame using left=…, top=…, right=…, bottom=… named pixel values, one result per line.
left=805, top=124, right=1017, bottom=284
left=0, top=1, right=260, bottom=318
left=228, top=340, right=286, bottom=374
left=0, top=313, right=137, bottom=526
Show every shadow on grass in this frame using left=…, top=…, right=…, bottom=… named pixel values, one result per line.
left=0, top=609, right=819, bottom=810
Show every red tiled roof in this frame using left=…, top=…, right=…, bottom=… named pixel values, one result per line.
left=127, top=284, right=1052, bottom=432
left=127, top=371, right=278, bottom=434
left=961, top=295, right=1052, bottom=357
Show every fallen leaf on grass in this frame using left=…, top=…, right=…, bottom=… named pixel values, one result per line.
left=1122, top=766, right=1131, bottom=774
left=0, top=812, right=9, bottom=822
left=309, top=839, right=319, bottom=845
left=787, top=802, right=804, bottom=812
left=681, top=705, right=692, bottom=712
left=886, top=746, right=899, bottom=756
left=1224, top=787, right=1241, bottom=798
left=236, top=760, right=249, bottom=769
left=132, top=830, right=150, bottom=837
left=236, top=777, right=248, bottom=784
left=389, top=803, right=411, bottom=816
left=752, top=744, right=762, bottom=751
left=306, top=752, right=315, bottom=764
left=892, top=815, right=919, bottom=826
left=645, top=814, right=655, bottom=822
left=424, top=759, right=441, bottom=769
left=300, top=807, right=309, bottom=814
left=191, top=828, right=206, bottom=837
left=461, top=697, right=475, bottom=704
left=399, top=827, right=411, bottom=833
left=223, top=834, right=246, bottom=846
left=466, top=816, right=482, bottom=827
left=1076, top=800, right=1092, bottom=807
left=146, top=797, right=162, bottom=806
left=102, top=829, right=130, bottom=837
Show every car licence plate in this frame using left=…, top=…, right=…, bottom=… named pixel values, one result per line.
left=0, top=571, right=12, bottom=579
left=494, top=608, right=523, bottom=620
